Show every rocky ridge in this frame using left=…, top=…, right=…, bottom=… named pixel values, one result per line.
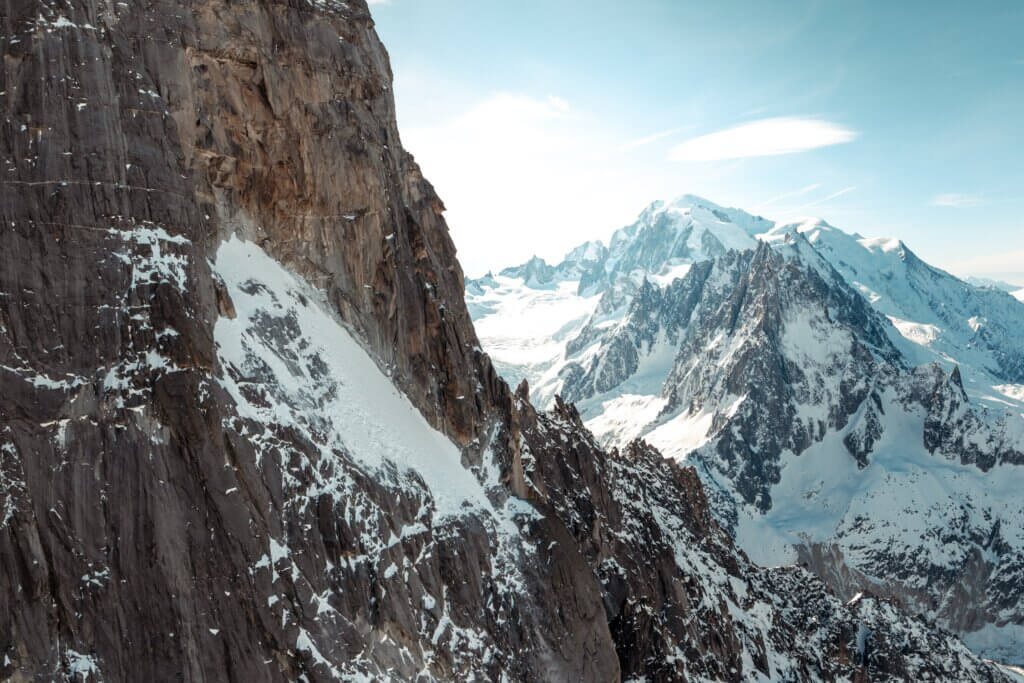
left=468, top=201, right=1024, bottom=663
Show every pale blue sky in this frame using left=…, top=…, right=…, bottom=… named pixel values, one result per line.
left=371, top=1, right=1024, bottom=281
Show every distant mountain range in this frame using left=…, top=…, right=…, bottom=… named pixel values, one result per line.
left=965, top=276, right=1024, bottom=293
left=468, top=195, right=1024, bottom=663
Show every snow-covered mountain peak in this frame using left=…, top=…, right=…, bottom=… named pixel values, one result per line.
left=777, top=218, right=909, bottom=262
left=764, top=216, right=892, bottom=252
left=466, top=194, right=1024, bottom=663
left=563, top=239, right=606, bottom=263
left=613, top=193, right=773, bottom=248
left=480, top=194, right=778, bottom=301
left=659, top=193, right=772, bottom=231
left=472, top=193, right=1024, bottom=409
left=474, top=194, right=776, bottom=297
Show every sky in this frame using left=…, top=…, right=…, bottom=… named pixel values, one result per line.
left=369, top=0, right=1024, bottom=283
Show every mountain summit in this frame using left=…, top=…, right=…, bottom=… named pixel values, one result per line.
left=468, top=195, right=1024, bottom=664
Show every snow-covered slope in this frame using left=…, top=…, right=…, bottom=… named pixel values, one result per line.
left=1015, top=288, right=1024, bottom=303
left=467, top=274, right=600, bottom=400
left=467, top=196, right=1024, bottom=663
left=215, top=237, right=515, bottom=521
left=762, top=218, right=1024, bottom=398
left=209, top=237, right=551, bottom=677
left=205, top=237, right=1005, bottom=680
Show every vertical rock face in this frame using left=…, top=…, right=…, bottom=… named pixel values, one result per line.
left=0, top=0, right=1013, bottom=681
left=3, top=0, right=498, bottom=444
left=1, top=0, right=523, bottom=678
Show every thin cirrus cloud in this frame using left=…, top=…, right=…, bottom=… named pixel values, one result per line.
left=931, top=193, right=983, bottom=208
left=753, top=183, right=822, bottom=211
left=789, top=186, right=857, bottom=213
left=669, top=117, right=858, bottom=162
left=617, top=126, right=690, bottom=152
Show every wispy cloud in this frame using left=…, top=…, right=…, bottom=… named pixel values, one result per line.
left=788, top=186, right=857, bottom=213
left=618, top=126, right=689, bottom=152
left=753, top=183, right=821, bottom=211
left=931, top=193, right=983, bottom=208
left=669, top=117, right=858, bottom=162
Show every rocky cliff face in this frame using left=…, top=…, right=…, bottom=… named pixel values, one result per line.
left=0, top=0, right=1013, bottom=680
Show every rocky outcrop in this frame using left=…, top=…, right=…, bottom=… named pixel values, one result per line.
left=660, top=239, right=903, bottom=510
left=0, top=0, right=1013, bottom=680
left=560, top=261, right=716, bottom=404
left=505, top=397, right=1010, bottom=682
left=919, top=366, right=1024, bottom=469
left=646, top=238, right=1024, bottom=661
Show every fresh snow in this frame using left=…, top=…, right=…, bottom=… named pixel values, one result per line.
left=992, top=384, right=1024, bottom=413
left=214, top=236, right=517, bottom=523
left=762, top=218, right=1024, bottom=412
left=644, top=410, right=717, bottom=459
left=886, top=316, right=940, bottom=346
left=649, top=262, right=692, bottom=287
left=468, top=275, right=599, bottom=396
left=585, top=393, right=668, bottom=448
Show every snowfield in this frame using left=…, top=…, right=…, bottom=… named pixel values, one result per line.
left=215, top=236, right=497, bottom=519
left=468, top=274, right=599, bottom=399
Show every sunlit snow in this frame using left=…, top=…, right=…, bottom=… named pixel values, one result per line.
left=214, top=236, right=518, bottom=523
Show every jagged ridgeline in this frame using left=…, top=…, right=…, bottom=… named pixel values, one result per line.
left=470, top=195, right=1024, bottom=668
left=0, top=0, right=1014, bottom=681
